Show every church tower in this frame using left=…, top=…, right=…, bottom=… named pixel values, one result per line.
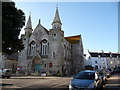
left=49, top=7, right=64, bottom=74
left=18, top=13, right=33, bottom=72
left=23, top=13, right=33, bottom=47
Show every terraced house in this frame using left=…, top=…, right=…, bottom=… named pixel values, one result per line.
left=18, top=7, right=84, bottom=76
left=85, top=51, right=120, bottom=70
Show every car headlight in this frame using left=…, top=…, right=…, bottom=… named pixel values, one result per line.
left=69, top=81, right=73, bottom=90
left=88, top=83, right=95, bottom=88
left=69, top=81, right=72, bottom=89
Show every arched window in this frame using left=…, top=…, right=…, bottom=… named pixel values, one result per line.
left=29, top=40, right=36, bottom=56
left=40, top=39, right=49, bottom=55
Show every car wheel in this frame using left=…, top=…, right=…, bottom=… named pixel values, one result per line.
left=2, top=75, right=5, bottom=78
left=102, top=81, right=106, bottom=85
left=7, top=76, right=10, bottom=79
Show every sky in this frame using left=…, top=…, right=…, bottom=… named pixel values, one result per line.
left=14, top=1, right=118, bottom=54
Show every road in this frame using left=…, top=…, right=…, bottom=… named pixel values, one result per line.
left=104, top=73, right=120, bottom=89
left=0, top=73, right=120, bottom=90
left=0, top=76, right=72, bottom=89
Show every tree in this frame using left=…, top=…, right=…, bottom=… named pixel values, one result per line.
left=2, top=2, right=25, bottom=54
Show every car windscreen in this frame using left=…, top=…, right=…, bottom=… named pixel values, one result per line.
left=0, top=70, right=2, bottom=73
left=0, top=70, right=6, bottom=73
left=75, top=71, right=95, bottom=80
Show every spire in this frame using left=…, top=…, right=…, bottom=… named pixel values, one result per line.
left=25, top=12, right=32, bottom=29
left=39, top=19, right=41, bottom=24
left=52, top=6, right=62, bottom=25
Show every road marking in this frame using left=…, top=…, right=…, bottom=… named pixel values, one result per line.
left=52, top=82, right=68, bottom=88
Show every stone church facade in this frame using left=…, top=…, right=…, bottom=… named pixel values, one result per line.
left=18, top=7, right=84, bottom=75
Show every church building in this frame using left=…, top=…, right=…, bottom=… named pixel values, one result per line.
left=18, top=7, right=84, bottom=76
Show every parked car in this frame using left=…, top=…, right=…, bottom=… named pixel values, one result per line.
left=107, top=68, right=113, bottom=75
left=0, top=69, right=11, bottom=79
left=113, top=68, right=117, bottom=74
left=103, top=69, right=111, bottom=78
left=69, top=70, right=103, bottom=90
left=40, top=70, right=47, bottom=76
left=115, top=67, right=120, bottom=73
left=97, top=70, right=107, bottom=85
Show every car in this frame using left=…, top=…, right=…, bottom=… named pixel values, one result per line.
left=115, top=67, right=120, bottom=73
left=97, top=70, right=107, bottom=85
left=113, top=68, right=117, bottom=74
left=103, top=69, right=111, bottom=78
left=107, top=68, right=113, bottom=75
left=69, top=70, right=103, bottom=90
left=0, top=69, right=11, bottom=79
left=40, top=70, right=47, bottom=76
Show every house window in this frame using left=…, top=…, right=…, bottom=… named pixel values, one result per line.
left=95, top=65, right=98, bottom=69
left=88, top=56, right=91, bottom=59
left=49, top=63, right=52, bottom=68
left=53, top=34, right=56, bottom=37
left=95, top=61, right=97, bottom=64
left=98, top=55, right=101, bottom=58
left=110, top=61, right=113, bottom=64
left=103, top=60, right=105, bottom=64
left=45, top=64, right=46, bottom=67
left=12, top=65, right=14, bottom=70
left=53, top=51, right=56, bottom=58
left=117, top=55, right=119, bottom=58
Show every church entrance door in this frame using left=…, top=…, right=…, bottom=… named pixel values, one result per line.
left=31, top=56, right=42, bottom=75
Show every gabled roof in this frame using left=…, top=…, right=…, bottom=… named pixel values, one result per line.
left=42, top=25, right=49, bottom=35
left=34, top=19, right=49, bottom=35
left=65, top=35, right=80, bottom=44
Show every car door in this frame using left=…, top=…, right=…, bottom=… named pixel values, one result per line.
left=95, top=72, right=102, bottom=88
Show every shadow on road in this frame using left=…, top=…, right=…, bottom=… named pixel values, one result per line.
left=10, top=78, right=48, bottom=79
left=103, top=73, right=120, bottom=90
left=0, top=83, right=13, bottom=86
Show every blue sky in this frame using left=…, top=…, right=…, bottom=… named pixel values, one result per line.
left=15, top=2, right=118, bottom=54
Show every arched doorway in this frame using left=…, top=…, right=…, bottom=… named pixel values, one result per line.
left=31, top=56, right=42, bottom=75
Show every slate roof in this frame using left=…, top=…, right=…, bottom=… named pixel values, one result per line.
left=89, top=52, right=120, bottom=58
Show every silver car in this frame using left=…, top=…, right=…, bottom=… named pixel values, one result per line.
left=69, top=70, right=103, bottom=90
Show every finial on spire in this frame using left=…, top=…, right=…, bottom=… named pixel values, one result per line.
left=29, top=12, right=31, bottom=16
left=56, top=4, right=58, bottom=9
left=39, top=19, right=41, bottom=24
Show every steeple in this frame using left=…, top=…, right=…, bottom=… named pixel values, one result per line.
left=24, top=13, right=33, bottom=36
left=25, top=12, right=32, bottom=29
left=52, top=6, right=62, bottom=29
